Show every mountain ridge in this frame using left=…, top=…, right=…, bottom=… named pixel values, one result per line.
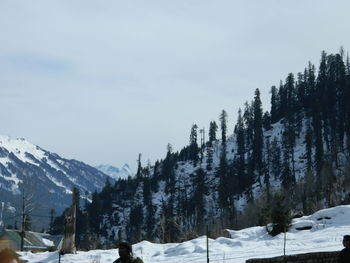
left=77, top=49, right=350, bottom=247
left=95, top=164, right=133, bottom=180
left=0, top=135, right=112, bottom=230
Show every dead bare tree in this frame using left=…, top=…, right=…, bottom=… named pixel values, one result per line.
left=60, top=203, right=77, bottom=254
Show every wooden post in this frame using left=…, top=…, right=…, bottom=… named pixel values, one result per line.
left=206, top=225, right=209, bottom=263
left=283, top=227, right=286, bottom=257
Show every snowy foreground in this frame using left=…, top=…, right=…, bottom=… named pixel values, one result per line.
left=19, top=205, right=350, bottom=263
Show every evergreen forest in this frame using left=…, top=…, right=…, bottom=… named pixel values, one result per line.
left=50, top=48, right=350, bottom=249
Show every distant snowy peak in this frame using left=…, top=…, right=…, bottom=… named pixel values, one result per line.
left=0, top=135, right=111, bottom=224
left=0, top=135, right=46, bottom=164
left=95, top=164, right=133, bottom=180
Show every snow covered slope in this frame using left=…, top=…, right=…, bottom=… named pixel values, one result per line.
left=0, top=135, right=112, bottom=228
left=95, top=164, right=132, bottom=180
left=19, top=204, right=349, bottom=263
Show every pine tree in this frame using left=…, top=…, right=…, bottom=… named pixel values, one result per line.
left=136, top=153, right=142, bottom=178
left=142, top=177, right=152, bottom=206
left=252, top=88, right=264, bottom=183
left=88, top=191, right=102, bottom=234
left=209, top=121, right=218, bottom=143
left=234, top=108, right=246, bottom=191
left=281, top=116, right=296, bottom=190
left=283, top=121, right=296, bottom=181
left=189, top=124, right=199, bottom=165
left=283, top=74, right=297, bottom=180
left=305, top=123, right=313, bottom=172
left=345, top=53, right=350, bottom=151
left=158, top=201, right=182, bottom=242
left=100, top=178, right=113, bottom=214
left=145, top=201, right=156, bottom=240
left=163, top=150, right=177, bottom=195
left=127, top=204, right=144, bottom=243
left=278, top=80, right=287, bottom=119
left=263, top=111, right=272, bottom=131
left=243, top=102, right=254, bottom=200
left=219, top=110, right=228, bottom=146
left=313, top=52, right=326, bottom=181
left=281, top=149, right=294, bottom=190
left=270, top=137, right=281, bottom=180
left=325, top=54, right=341, bottom=165
left=334, top=53, right=346, bottom=150
left=305, top=62, right=316, bottom=114
left=318, top=52, right=331, bottom=150
left=142, top=177, right=156, bottom=240
left=199, top=127, right=205, bottom=163
left=206, top=121, right=218, bottom=170
left=285, top=73, right=296, bottom=122
left=270, top=85, right=279, bottom=123
left=218, top=110, right=228, bottom=176
left=264, top=136, right=271, bottom=204
left=295, top=72, right=305, bottom=134
left=296, top=72, right=306, bottom=111
left=243, top=102, right=254, bottom=150
left=190, top=168, right=208, bottom=224
left=218, top=110, right=229, bottom=208
left=206, top=141, right=214, bottom=171
left=303, top=168, right=316, bottom=215
left=268, top=193, right=291, bottom=236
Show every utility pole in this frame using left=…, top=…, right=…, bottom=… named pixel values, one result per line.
left=206, top=225, right=209, bottom=263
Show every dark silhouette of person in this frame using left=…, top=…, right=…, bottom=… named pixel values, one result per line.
left=0, top=248, right=20, bottom=263
left=339, top=235, right=350, bottom=263
left=113, top=242, right=143, bottom=263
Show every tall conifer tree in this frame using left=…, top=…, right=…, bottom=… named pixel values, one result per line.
left=218, top=110, right=229, bottom=208
left=235, top=108, right=246, bottom=190
left=270, top=86, right=279, bottom=123
left=253, top=88, right=264, bottom=182
left=209, top=121, right=218, bottom=143
left=189, top=124, right=199, bottom=165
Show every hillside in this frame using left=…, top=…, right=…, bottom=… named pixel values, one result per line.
left=20, top=204, right=349, bottom=263
left=72, top=49, right=350, bottom=247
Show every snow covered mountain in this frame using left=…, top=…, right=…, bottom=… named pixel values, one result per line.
left=0, top=135, right=112, bottom=229
left=95, top=164, right=133, bottom=180
left=90, top=109, right=350, bottom=246
left=19, top=204, right=349, bottom=263
left=91, top=49, right=350, bottom=245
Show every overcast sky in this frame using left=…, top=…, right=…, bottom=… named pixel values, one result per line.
left=0, top=1, right=349, bottom=171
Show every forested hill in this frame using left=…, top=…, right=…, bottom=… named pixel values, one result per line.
left=52, top=49, right=350, bottom=249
